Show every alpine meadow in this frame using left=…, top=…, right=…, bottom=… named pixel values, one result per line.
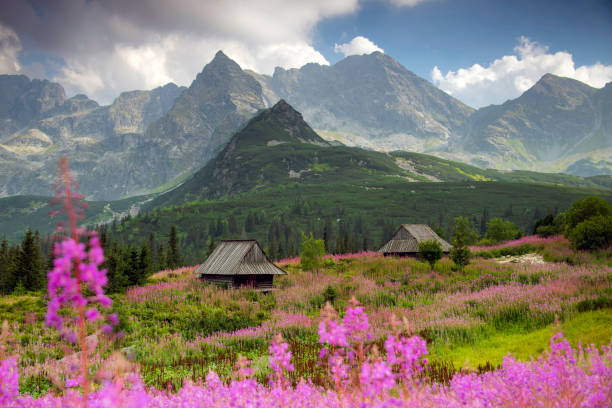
left=1, top=1, right=612, bottom=407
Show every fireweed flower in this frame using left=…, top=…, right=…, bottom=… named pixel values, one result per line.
left=269, top=334, right=294, bottom=386
left=359, top=360, right=396, bottom=399
left=0, top=357, right=19, bottom=405
left=385, top=334, right=428, bottom=381
left=45, top=233, right=113, bottom=341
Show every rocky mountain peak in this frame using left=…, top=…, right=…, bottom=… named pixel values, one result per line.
left=526, top=73, right=597, bottom=101
left=236, top=100, right=329, bottom=147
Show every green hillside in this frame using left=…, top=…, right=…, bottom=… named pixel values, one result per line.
left=0, top=194, right=150, bottom=241
left=116, top=180, right=612, bottom=265
left=151, top=101, right=612, bottom=210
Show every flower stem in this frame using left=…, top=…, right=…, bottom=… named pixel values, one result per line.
left=60, top=157, right=89, bottom=407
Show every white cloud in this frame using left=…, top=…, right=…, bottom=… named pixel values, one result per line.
left=334, top=36, right=384, bottom=57
left=432, top=36, right=612, bottom=108
left=0, top=23, right=21, bottom=74
left=0, top=0, right=359, bottom=104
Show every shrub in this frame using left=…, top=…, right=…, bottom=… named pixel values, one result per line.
left=568, top=215, right=612, bottom=250
left=565, top=196, right=611, bottom=233
left=300, top=233, right=326, bottom=271
left=450, top=246, right=471, bottom=271
left=485, top=218, right=522, bottom=244
left=418, top=239, right=443, bottom=270
left=451, top=217, right=479, bottom=247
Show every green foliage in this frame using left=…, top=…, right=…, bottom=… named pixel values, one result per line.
left=450, top=246, right=471, bottom=271
left=473, top=244, right=535, bottom=259
left=418, top=239, right=443, bottom=270
left=566, top=196, right=611, bottom=233
left=167, top=226, right=182, bottom=268
left=451, top=217, right=479, bottom=247
left=300, top=233, right=326, bottom=271
left=568, top=215, right=612, bottom=250
left=485, top=218, right=522, bottom=244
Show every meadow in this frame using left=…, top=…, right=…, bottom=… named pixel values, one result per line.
left=2, top=235, right=611, bottom=406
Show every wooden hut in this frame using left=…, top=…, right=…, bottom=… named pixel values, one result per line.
left=194, top=240, right=286, bottom=290
left=379, top=224, right=452, bottom=257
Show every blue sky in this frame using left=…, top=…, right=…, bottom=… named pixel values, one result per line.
left=0, top=0, right=610, bottom=107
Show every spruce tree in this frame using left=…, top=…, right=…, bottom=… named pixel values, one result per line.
left=18, top=229, right=44, bottom=291
left=167, top=226, right=181, bottom=268
left=207, top=236, right=216, bottom=257
left=157, top=244, right=167, bottom=270
left=245, top=212, right=255, bottom=232
left=229, top=215, right=238, bottom=234
left=0, top=237, right=16, bottom=294
left=138, top=243, right=153, bottom=283
left=127, top=246, right=140, bottom=285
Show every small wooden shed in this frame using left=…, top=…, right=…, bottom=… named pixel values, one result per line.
left=379, top=224, right=452, bottom=257
left=194, top=240, right=286, bottom=290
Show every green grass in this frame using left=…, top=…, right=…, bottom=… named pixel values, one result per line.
left=430, top=308, right=612, bottom=369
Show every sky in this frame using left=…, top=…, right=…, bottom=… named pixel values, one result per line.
left=0, top=0, right=611, bottom=108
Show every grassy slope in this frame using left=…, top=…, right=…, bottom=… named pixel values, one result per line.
left=431, top=309, right=612, bottom=369
left=0, top=194, right=150, bottom=241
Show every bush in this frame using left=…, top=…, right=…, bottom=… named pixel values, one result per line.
left=568, top=215, right=612, bottom=250
left=300, top=233, right=326, bottom=271
left=485, top=218, right=522, bottom=244
left=450, top=246, right=471, bottom=271
left=565, top=196, right=611, bottom=233
left=418, top=239, right=443, bottom=270
left=451, top=217, right=479, bottom=247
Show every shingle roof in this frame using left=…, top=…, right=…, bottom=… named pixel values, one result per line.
left=379, top=224, right=452, bottom=253
left=194, top=240, right=287, bottom=276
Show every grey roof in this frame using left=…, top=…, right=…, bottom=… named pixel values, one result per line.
left=194, top=240, right=287, bottom=276
left=379, top=224, right=452, bottom=253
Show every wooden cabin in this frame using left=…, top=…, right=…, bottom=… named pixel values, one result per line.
left=379, top=224, right=452, bottom=257
left=194, top=240, right=286, bottom=290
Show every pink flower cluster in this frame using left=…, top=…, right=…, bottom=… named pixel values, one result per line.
left=276, top=251, right=381, bottom=266
left=46, top=234, right=116, bottom=341
left=269, top=335, right=294, bottom=386
left=2, top=316, right=610, bottom=407
left=470, top=235, right=564, bottom=251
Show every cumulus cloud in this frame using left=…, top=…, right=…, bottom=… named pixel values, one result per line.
left=432, top=36, right=612, bottom=108
left=0, top=23, right=21, bottom=74
left=334, top=36, right=384, bottom=57
left=0, top=0, right=358, bottom=103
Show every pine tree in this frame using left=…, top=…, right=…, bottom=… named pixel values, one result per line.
left=127, top=246, right=140, bottom=285
left=0, top=237, right=16, bottom=294
left=138, top=243, right=153, bottom=283
left=480, top=208, right=489, bottom=235
left=105, top=244, right=129, bottom=293
left=167, top=226, right=181, bottom=268
left=229, top=215, right=238, bottom=234
left=18, top=229, right=44, bottom=291
left=157, top=244, right=167, bottom=270
left=268, top=238, right=276, bottom=261
left=207, top=236, right=216, bottom=257
left=245, top=212, right=255, bottom=232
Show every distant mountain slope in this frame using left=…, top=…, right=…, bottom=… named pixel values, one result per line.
left=248, top=52, right=474, bottom=152
left=0, top=75, right=66, bottom=139
left=142, top=51, right=268, bottom=190
left=151, top=100, right=612, bottom=209
left=0, top=77, right=184, bottom=199
left=454, top=74, right=612, bottom=175
left=150, top=99, right=403, bottom=207
left=0, top=194, right=150, bottom=242
left=4, top=101, right=612, bottom=242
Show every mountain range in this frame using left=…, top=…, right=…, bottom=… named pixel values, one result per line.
left=3, top=98, right=611, bottom=242
left=0, top=51, right=610, bottom=200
